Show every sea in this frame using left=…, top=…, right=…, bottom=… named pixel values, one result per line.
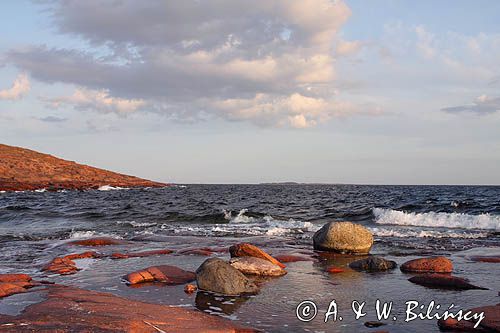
left=0, top=184, right=499, bottom=332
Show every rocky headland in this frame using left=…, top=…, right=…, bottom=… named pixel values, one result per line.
left=0, top=143, right=166, bottom=191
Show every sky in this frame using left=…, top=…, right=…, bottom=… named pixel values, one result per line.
left=0, top=0, right=499, bottom=185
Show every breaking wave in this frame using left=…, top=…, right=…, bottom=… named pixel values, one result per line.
left=373, top=208, right=500, bottom=231
left=97, top=185, right=129, bottom=191
left=369, top=227, right=490, bottom=239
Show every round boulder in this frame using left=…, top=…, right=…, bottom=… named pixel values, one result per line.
left=349, top=256, right=397, bottom=272
left=313, top=222, right=373, bottom=254
left=196, top=258, right=259, bottom=296
left=230, top=257, right=287, bottom=277
left=400, top=256, right=453, bottom=273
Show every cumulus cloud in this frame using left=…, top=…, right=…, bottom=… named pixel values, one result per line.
left=7, top=0, right=373, bottom=127
left=45, top=88, right=147, bottom=115
left=441, top=95, right=500, bottom=115
left=0, top=73, right=30, bottom=100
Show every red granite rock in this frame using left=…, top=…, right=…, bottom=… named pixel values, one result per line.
left=68, top=237, right=124, bottom=246
left=0, top=285, right=256, bottom=332
left=125, top=265, right=196, bottom=285
left=229, top=243, right=286, bottom=268
left=401, top=256, right=453, bottom=273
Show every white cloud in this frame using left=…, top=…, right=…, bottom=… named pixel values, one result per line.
left=442, top=94, right=500, bottom=114
left=46, top=88, right=146, bottom=115
left=7, top=0, right=378, bottom=128
left=0, top=73, right=30, bottom=100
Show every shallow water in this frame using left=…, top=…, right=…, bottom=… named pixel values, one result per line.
left=0, top=184, right=499, bottom=332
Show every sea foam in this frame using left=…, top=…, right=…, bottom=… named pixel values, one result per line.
left=373, top=208, right=500, bottom=231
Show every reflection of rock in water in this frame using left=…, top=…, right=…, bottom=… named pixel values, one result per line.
left=195, top=291, right=250, bottom=315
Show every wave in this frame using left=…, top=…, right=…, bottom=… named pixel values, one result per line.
left=369, top=227, right=490, bottom=239
left=68, top=230, right=123, bottom=239
left=373, top=208, right=500, bottom=230
left=97, top=185, right=129, bottom=191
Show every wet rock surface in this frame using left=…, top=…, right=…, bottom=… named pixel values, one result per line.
left=349, top=256, right=397, bottom=272
left=196, top=258, right=259, bottom=296
left=408, top=274, right=488, bottom=290
left=125, top=265, right=196, bottom=285
left=401, top=256, right=453, bottom=273
left=0, top=285, right=256, bottom=332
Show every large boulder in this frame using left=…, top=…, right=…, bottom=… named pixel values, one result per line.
left=196, top=258, right=259, bottom=296
left=313, top=222, right=373, bottom=254
left=408, top=274, right=488, bottom=290
left=229, top=243, right=285, bottom=268
left=230, top=257, right=287, bottom=276
left=349, top=257, right=397, bottom=272
left=401, top=256, right=453, bottom=273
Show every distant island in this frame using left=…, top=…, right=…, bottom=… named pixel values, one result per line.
left=0, top=143, right=166, bottom=191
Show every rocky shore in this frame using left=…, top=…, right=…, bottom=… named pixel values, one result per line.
left=0, top=144, right=166, bottom=191
left=0, top=221, right=498, bottom=332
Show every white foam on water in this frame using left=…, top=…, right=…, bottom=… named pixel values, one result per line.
left=373, top=208, right=500, bottom=231
left=117, top=220, right=157, bottom=227
left=68, top=230, right=123, bottom=239
left=34, top=188, right=47, bottom=193
left=369, top=227, right=490, bottom=239
left=97, top=185, right=129, bottom=191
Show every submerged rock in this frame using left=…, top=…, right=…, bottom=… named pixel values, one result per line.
left=42, top=251, right=99, bottom=275
left=125, top=265, right=196, bottom=285
left=68, top=237, right=124, bottom=246
left=229, top=243, right=285, bottom=268
left=408, top=274, right=488, bottom=290
left=470, top=256, right=500, bottom=263
left=273, top=254, right=314, bottom=263
left=326, top=267, right=345, bottom=274
left=0, top=274, right=35, bottom=298
left=437, top=304, right=500, bottom=332
left=230, top=257, right=287, bottom=276
left=401, top=256, right=453, bottom=273
left=349, top=257, right=397, bottom=272
left=0, top=285, right=256, bottom=332
left=313, top=222, right=373, bottom=254
left=111, top=249, right=173, bottom=259
left=196, top=258, right=259, bottom=296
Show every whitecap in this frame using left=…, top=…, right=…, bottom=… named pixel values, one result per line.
left=97, top=185, right=129, bottom=191
left=373, top=208, right=500, bottom=231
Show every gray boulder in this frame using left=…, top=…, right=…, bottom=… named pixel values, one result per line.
left=230, top=257, right=287, bottom=277
left=196, top=258, right=259, bottom=296
left=349, top=256, right=397, bottom=272
left=313, top=221, right=373, bottom=254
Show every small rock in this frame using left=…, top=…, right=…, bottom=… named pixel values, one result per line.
left=229, top=243, right=285, bottom=268
left=401, top=256, right=453, bottom=273
left=409, top=274, right=488, bottom=290
left=326, top=267, right=345, bottom=274
left=196, top=258, right=259, bottom=296
left=364, top=321, right=386, bottom=328
left=470, top=256, right=500, bottom=263
left=0, top=274, right=32, bottom=283
left=349, top=257, right=397, bottom=272
left=125, top=265, right=196, bottom=285
left=0, top=283, right=26, bottom=298
left=42, top=251, right=99, bottom=275
left=313, top=221, right=373, bottom=254
left=230, top=257, right=287, bottom=277
left=68, top=237, right=124, bottom=246
left=184, top=284, right=197, bottom=294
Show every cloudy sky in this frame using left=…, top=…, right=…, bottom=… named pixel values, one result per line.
left=1, top=0, right=499, bottom=184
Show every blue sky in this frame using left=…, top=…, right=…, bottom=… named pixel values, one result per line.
left=0, top=0, right=499, bottom=184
